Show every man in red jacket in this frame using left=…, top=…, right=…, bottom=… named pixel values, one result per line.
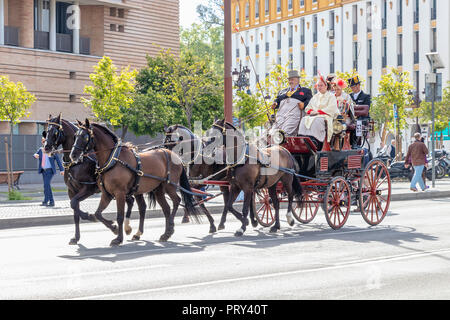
left=405, top=133, right=429, bottom=192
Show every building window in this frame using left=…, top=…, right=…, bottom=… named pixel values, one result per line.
left=367, top=39, right=372, bottom=70
left=330, top=11, right=335, bottom=32
left=397, top=34, right=403, bottom=66
left=118, top=9, right=125, bottom=18
left=397, top=0, right=402, bottom=26
left=34, top=0, right=50, bottom=32
left=236, top=48, right=240, bottom=58
left=353, top=42, right=358, bottom=70
left=414, top=31, right=419, bottom=63
left=300, top=18, right=305, bottom=44
left=265, top=41, right=269, bottom=52
left=431, top=28, right=437, bottom=52
left=110, top=7, right=116, bottom=17
left=382, top=37, right=387, bottom=67
left=277, top=0, right=281, bottom=13
left=431, top=0, right=437, bottom=20
left=277, top=23, right=281, bottom=49
left=245, top=2, right=249, bottom=21
left=69, top=94, right=76, bottom=103
left=288, top=0, right=293, bottom=10
left=301, top=51, right=305, bottom=70
left=118, top=25, right=125, bottom=33
left=236, top=6, right=239, bottom=24
left=289, top=54, right=293, bottom=70
left=414, top=0, right=419, bottom=23
left=288, top=24, right=293, bottom=47
left=69, top=71, right=76, bottom=79
left=368, top=76, right=372, bottom=95
left=313, top=15, right=317, bottom=43
left=265, top=0, right=269, bottom=15
left=300, top=0, right=305, bottom=7
left=366, top=2, right=372, bottom=32
left=256, top=44, right=259, bottom=54
left=352, top=5, right=357, bottom=35
left=110, top=24, right=116, bottom=31
left=330, top=47, right=335, bottom=74
left=382, top=0, right=387, bottom=29
left=255, top=0, right=259, bottom=19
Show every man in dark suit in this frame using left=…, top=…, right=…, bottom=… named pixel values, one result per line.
left=348, top=75, right=371, bottom=109
left=33, top=131, right=64, bottom=207
left=348, top=75, right=371, bottom=148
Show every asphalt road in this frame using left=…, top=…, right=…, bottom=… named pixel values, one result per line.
left=1, top=198, right=449, bottom=300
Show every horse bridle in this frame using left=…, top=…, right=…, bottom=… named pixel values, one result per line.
left=46, top=121, right=65, bottom=151
left=72, top=126, right=95, bottom=157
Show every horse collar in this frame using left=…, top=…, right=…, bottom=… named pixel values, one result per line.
left=95, top=139, right=122, bottom=175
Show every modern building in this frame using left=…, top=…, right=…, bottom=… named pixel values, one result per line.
left=231, top=0, right=449, bottom=101
left=0, top=0, right=179, bottom=179
left=0, top=0, right=180, bottom=135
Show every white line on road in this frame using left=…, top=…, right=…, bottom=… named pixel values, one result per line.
left=69, top=247, right=450, bottom=300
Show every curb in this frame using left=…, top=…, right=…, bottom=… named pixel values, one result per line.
left=0, top=191, right=449, bottom=230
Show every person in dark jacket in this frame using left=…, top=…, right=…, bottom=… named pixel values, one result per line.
left=348, top=75, right=371, bottom=108
left=33, top=131, right=64, bottom=206
left=405, top=132, right=429, bottom=192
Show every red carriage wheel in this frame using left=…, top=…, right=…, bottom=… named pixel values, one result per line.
left=255, top=188, right=276, bottom=227
left=324, top=177, right=351, bottom=230
left=359, top=159, right=391, bottom=226
left=292, top=190, right=320, bottom=224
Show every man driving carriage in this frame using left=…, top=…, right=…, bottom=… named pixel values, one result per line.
left=270, top=70, right=313, bottom=136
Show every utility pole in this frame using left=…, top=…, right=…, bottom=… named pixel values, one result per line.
left=224, top=0, right=232, bottom=123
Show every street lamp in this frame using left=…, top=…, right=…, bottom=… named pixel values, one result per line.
left=232, top=61, right=251, bottom=93
left=425, top=52, right=445, bottom=188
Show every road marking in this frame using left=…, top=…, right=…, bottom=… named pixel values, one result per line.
left=70, top=247, right=450, bottom=300
left=19, top=264, right=170, bottom=283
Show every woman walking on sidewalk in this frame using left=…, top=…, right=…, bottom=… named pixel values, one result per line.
left=405, top=133, right=429, bottom=192
left=33, top=132, right=64, bottom=207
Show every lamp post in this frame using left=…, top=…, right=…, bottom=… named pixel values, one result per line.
left=232, top=61, right=251, bottom=93
left=425, top=52, right=445, bottom=188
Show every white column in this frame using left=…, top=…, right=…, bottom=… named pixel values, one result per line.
left=72, top=1, right=80, bottom=54
left=0, top=0, right=5, bottom=46
left=49, top=0, right=56, bottom=50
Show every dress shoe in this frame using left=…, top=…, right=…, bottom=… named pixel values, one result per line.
left=40, top=202, right=48, bottom=206
left=47, top=202, right=55, bottom=207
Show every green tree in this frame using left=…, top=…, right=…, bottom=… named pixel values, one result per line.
left=410, top=81, right=450, bottom=148
left=180, top=23, right=224, bottom=78
left=82, top=56, right=137, bottom=138
left=196, top=0, right=224, bottom=27
left=371, top=67, right=414, bottom=158
left=234, top=90, right=268, bottom=129
left=0, top=75, right=36, bottom=189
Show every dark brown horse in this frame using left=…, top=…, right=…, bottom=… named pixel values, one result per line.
left=70, top=119, right=201, bottom=246
left=211, top=119, right=303, bottom=236
left=163, top=124, right=257, bottom=231
left=44, top=114, right=135, bottom=245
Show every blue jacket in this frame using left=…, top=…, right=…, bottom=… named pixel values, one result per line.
left=35, top=148, right=64, bottom=174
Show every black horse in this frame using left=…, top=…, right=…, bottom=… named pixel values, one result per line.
left=44, top=114, right=135, bottom=245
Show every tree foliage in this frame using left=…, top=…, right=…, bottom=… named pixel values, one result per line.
left=196, top=0, right=224, bottom=27
left=82, top=56, right=137, bottom=137
left=0, top=75, right=35, bottom=124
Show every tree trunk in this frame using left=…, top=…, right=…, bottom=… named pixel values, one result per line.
left=121, top=124, right=128, bottom=140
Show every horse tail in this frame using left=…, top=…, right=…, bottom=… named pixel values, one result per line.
left=179, top=167, right=201, bottom=223
left=146, top=191, right=157, bottom=209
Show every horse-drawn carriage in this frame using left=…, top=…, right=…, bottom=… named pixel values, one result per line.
left=253, top=104, right=392, bottom=230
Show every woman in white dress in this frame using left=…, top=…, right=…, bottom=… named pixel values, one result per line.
left=333, top=78, right=355, bottom=122
left=298, top=75, right=339, bottom=145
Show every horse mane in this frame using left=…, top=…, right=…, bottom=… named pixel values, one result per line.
left=61, top=119, right=78, bottom=133
left=91, top=123, right=119, bottom=144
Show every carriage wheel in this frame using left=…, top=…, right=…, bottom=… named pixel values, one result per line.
left=359, top=160, right=391, bottom=226
left=324, top=177, right=351, bottom=230
left=292, top=190, right=320, bottom=224
left=255, top=188, right=276, bottom=227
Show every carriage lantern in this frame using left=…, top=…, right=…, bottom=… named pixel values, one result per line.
left=232, top=61, right=251, bottom=92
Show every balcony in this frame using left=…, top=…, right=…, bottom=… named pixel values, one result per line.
left=4, top=26, right=19, bottom=46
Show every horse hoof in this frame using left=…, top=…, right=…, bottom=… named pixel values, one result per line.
left=88, top=214, right=97, bottom=222
left=269, top=226, right=279, bottom=233
left=209, top=226, right=217, bottom=234
left=251, top=220, right=259, bottom=228
left=69, top=238, right=78, bottom=245
left=110, top=239, right=122, bottom=247
left=234, top=228, right=244, bottom=237
left=159, top=235, right=169, bottom=242
left=218, top=224, right=225, bottom=230
left=132, top=235, right=140, bottom=241
left=181, top=216, right=190, bottom=223
left=125, top=228, right=132, bottom=236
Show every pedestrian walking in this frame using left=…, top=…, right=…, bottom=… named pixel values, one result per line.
left=33, top=131, right=64, bottom=207
left=405, top=132, right=429, bottom=192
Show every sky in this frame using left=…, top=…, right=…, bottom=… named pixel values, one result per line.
left=179, top=0, right=207, bottom=28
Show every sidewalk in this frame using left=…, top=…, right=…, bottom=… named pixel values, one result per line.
left=1, top=179, right=450, bottom=230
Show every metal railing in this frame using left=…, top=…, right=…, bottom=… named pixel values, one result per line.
left=56, top=33, right=72, bottom=53
left=34, top=30, right=49, bottom=50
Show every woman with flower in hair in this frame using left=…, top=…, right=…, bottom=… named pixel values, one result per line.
left=333, top=78, right=355, bottom=122
left=298, top=74, right=339, bottom=148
